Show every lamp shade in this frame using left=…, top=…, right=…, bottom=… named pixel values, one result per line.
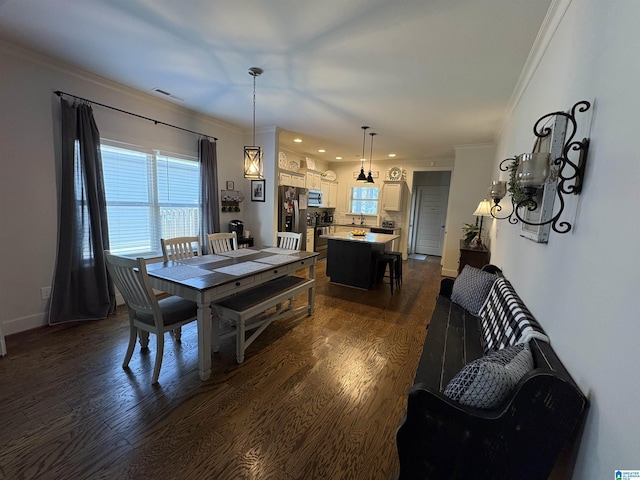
left=473, top=199, right=492, bottom=217
left=243, top=146, right=263, bottom=179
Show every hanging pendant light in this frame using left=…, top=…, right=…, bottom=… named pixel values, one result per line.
left=366, top=132, right=376, bottom=183
left=244, top=67, right=264, bottom=179
left=356, top=125, right=369, bottom=182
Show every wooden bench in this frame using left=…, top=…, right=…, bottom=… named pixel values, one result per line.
left=395, top=267, right=588, bottom=479
left=212, top=275, right=315, bottom=363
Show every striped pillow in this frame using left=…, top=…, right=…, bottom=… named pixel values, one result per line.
left=479, top=277, right=549, bottom=353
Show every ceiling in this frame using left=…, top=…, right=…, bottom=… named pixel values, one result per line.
left=0, top=0, right=551, bottom=164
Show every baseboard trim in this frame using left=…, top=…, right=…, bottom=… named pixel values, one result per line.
left=442, top=268, right=458, bottom=278
left=3, top=313, right=48, bottom=336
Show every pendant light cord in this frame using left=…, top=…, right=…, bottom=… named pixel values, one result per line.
left=361, top=125, right=370, bottom=166
left=369, top=132, right=376, bottom=170
left=248, top=67, right=263, bottom=147
left=252, top=73, right=256, bottom=146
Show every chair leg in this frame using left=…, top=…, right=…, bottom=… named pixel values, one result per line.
left=138, top=330, right=150, bottom=349
left=122, top=325, right=137, bottom=369
left=151, top=332, right=165, bottom=384
left=171, top=326, right=182, bottom=342
left=236, top=318, right=246, bottom=364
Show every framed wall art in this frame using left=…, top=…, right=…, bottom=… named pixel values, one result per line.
left=251, top=179, right=265, bottom=202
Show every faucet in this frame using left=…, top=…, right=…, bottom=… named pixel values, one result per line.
left=360, top=213, right=365, bottom=225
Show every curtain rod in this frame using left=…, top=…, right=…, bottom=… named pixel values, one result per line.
left=54, top=90, right=218, bottom=141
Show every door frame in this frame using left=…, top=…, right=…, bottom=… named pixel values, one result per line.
left=408, top=170, right=452, bottom=256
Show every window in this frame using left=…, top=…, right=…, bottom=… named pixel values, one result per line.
left=350, top=186, right=379, bottom=214
left=101, top=142, right=200, bottom=256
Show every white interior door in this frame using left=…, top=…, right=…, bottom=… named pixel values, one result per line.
left=414, top=185, right=449, bottom=256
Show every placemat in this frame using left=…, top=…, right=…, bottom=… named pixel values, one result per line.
left=261, top=247, right=298, bottom=255
left=255, top=254, right=299, bottom=265
left=150, top=265, right=209, bottom=281
left=217, top=249, right=258, bottom=258
left=213, top=261, right=267, bottom=276
left=178, top=254, right=227, bottom=265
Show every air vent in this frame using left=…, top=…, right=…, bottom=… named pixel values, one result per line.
left=151, top=88, right=184, bottom=102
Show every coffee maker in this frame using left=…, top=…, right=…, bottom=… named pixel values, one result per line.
left=229, top=219, right=244, bottom=238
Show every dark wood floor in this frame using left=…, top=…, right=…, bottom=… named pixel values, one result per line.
left=0, top=256, right=442, bottom=480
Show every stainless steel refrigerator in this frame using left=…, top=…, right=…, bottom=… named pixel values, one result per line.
left=278, top=186, right=308, bottom=247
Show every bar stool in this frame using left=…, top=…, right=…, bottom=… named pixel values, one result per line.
left=385, top=251, right=402, bottom=289
left=376, top=253, right=397, bottom=294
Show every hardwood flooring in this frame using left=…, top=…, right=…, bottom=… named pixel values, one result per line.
left=0, top=256, right=442, bottom=480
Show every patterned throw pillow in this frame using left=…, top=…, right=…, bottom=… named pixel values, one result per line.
left=451, top=265, right=498, bottom=315
left=443, top=343, right=534, bottom=409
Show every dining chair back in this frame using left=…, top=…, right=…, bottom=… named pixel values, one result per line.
left=277, top=231, right=302, bottom=250
left=104, top=251, right=197, bottom=384
left=207, top=232, right=238, bottom=254
left=161, top=236, right=201, bottom=261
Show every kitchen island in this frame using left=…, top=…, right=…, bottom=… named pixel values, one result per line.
left=320, top=231, right=400, bottom=289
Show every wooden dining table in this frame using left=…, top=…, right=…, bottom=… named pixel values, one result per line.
left=146, top=247, right=318, bottom=381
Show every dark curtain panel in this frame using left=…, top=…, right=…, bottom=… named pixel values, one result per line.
left=49, top=99, right=115, bottom=325
left=200, top=138, right=220, bottom=253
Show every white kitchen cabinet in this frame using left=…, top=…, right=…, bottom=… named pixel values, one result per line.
left=279, top=171, right=305, bottom=187
left=292, top=174, right=306, bottom=187
left=317, top=180, right=338, bottom=207
left=320, top=181, right=330, bottom=207
left=306, top=170, right=322, bottom=190
left=279, top=172, right=292, bottom=186
left=382, top=181, right=405, bottom=211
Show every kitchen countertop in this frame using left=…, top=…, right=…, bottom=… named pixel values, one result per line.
left=312, top=223, right=399, bottom=229
left=319, top=231, right=399, bottom=245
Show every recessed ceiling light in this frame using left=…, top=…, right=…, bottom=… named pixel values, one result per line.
left=318, top=149, right=326, bottom=153
left=293, top=138, right=303, bottom=143
left=388, top=153, right=397, bottom=158
left=335, top=156, right=342, bottom=160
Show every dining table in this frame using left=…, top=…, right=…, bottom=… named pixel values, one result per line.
left=146, top=246, right=318, bottom=381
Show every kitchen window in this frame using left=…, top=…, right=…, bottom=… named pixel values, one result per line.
left=100, top=142, right=200, bottom=256
left=350, top=186, right=379, bottom=215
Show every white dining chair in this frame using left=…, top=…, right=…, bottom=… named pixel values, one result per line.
left=207, top=232, right=238, bottom=254
left=277, top=232, right=302, bottom=250
left=104, top=251, right=197, bottom=384
left=160, top=236, right=202, bottom=261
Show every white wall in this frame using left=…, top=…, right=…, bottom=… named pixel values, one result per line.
left=489, top=0, right=640, bottom=477
left=441, top=144, right=495, bottom=277
left=0, top=41, right=247, bottom=335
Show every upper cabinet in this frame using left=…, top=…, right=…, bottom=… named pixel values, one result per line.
left=306, top=170, right=322, bottom=190
left=382, top=181, right=405, bottom=211
left=279, top=171, right=305, bottom=187
left=320, top=180, right=338, bottom=207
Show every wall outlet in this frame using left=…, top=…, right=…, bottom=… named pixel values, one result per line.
left=40, top=286, right=51, bottom=300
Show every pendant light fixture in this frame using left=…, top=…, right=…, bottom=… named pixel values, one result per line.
left=366, top=132, right=376, bottom=183
left=356, top=125, right=369, bottom=182
left=244, top=67, right=264, bottom=179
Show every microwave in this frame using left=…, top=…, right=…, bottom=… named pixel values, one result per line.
left=308, top=189, right=323, bottom=207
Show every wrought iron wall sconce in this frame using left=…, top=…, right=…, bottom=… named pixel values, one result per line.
left=489, top=100, right=591, bottom=236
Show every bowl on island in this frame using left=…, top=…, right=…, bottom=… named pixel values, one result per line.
left=350, top=229, right=367, bottom=236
